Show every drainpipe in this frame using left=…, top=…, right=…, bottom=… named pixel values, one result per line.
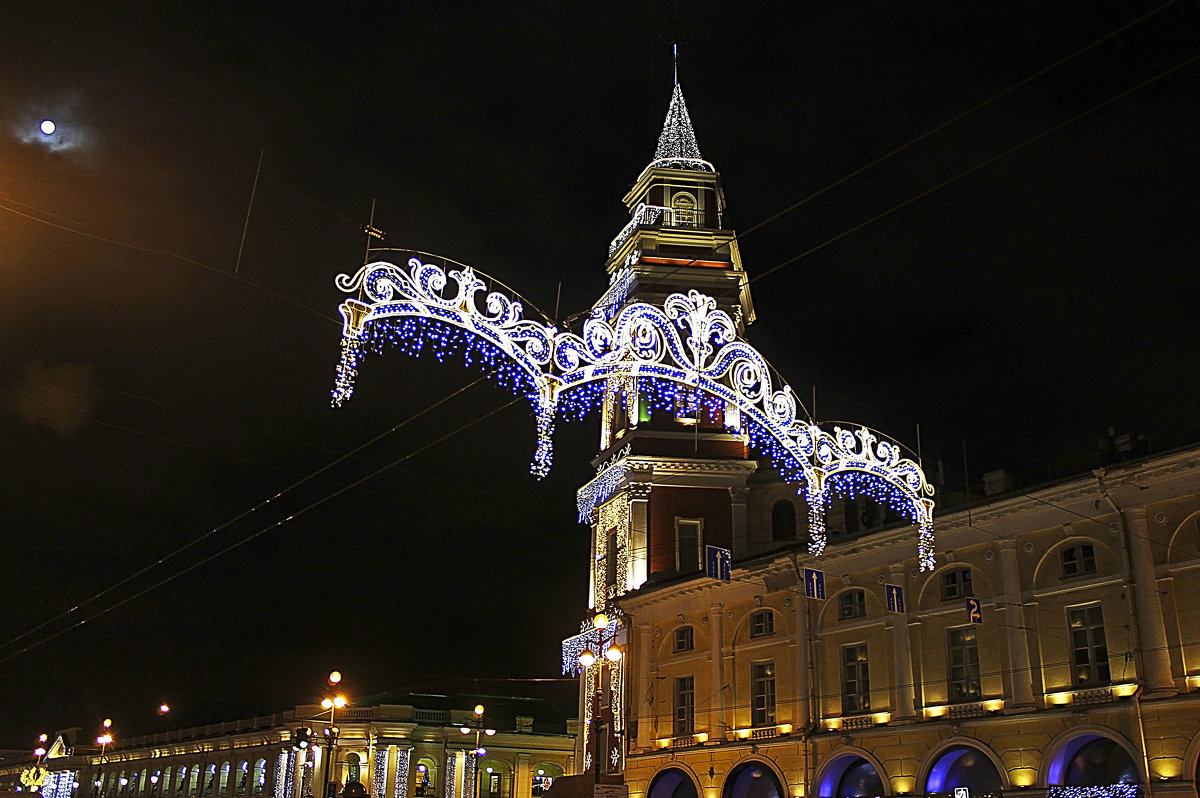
left=1132, top=686, right=1153, bottom=794
left=1093, top=470, right=1146, bottom=684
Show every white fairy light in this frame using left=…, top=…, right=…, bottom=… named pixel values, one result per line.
left=333, top=257, right=937, bottom=569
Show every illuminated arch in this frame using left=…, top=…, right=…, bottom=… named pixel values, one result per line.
left=332, top=256, right=935, bottom=568
left=1043, top=728, right=1144, bottom=790
left=647, top=767, right=700, bottom=798
left=920, top=741, right=1007, bottom=795
left=814, top=749, right=888, bottom=798
left=722, top=761, right=785, bottom=798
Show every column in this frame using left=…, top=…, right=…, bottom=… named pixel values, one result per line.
left=730, top=487, right=749, bottom=556
left=998, top=540, right=1036, bottom=711
left=628, top=484, right=651, bottom=589
left=636, top=622, right=654, bottom=749
left=710, top=603, right=727, bottom=738
left=793, top=590, right=812, bottom=728
left=514, top=755, right=530, bottom=798
left=1125, top=507, right=1177, bottom=697
left=889, top=564, right=916, bottom=722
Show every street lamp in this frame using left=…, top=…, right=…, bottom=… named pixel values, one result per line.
left=94, top=720, right=114, bottom=798
left=458, top=705, right=495, bottom=798
left=318, top=672, right=349, bottom=798
left=577, top=614, right=623, bottom=784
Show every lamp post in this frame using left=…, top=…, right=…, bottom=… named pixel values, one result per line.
left=319, top=672, right=349, bottom=798
left=94, top=720, right=114, bottom=798
left=458, top=705, right=495, bottom=798
left=577, top=613, right=623, bottom=785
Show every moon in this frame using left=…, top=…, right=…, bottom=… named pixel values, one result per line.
left=40, top=119, right=56, bottom=135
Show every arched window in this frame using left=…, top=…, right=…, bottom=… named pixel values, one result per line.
left=772, top=500, right=796, bottom=542
left=252, top=761, right=267, bottom=796
left=414, top=760, right=438, bottom=798
left=1049, top=736, right=1139, bottom=791
left=344, top=753, right=361, bottom=787
left=648, top=769, right=697, bottom=798
left=818, top=757, right=883, bottom=798
left=670, top=192, right=698, bottom=227
left=926, top=747, right=1002, bottom=795
left=723, top=763, right=783, bottom=798
left=218, top=764, right=231, bottom=797
left=176, top=767, right=188, bottom=796
left=235, top=763, right=248, bottom=796
left=162, top=769, right=173, bottom=795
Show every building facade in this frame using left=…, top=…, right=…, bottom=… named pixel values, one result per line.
left=0, top=697, right=576, bottom=798
left=559, top=82, right=1200, bottom=798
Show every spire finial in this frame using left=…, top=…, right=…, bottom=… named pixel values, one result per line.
left=673, top=43, right=678, bottom=86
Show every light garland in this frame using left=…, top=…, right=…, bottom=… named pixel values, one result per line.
left=651, top=84, right=710, bottom=169
left=1047, top=785, right=1140, bottom=798
left=576, top=446, right=631, bottom=522
left=442, top=757, right=456, bottom=798
left=393, top=749, right=411, bottom=798
left=276, top=751, right=292, bottom=798
left=461, top=757, right=477, bottom=798
left=595, top=493, right=631, bottom=606
left=333, top=258, right=936, bottom=568
left=561, top=615, right=624, bottom=676
left=372, top=750, right=388, bottom=798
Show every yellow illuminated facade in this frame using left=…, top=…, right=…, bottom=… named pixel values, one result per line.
left=0, top=699, right=574, bottom=798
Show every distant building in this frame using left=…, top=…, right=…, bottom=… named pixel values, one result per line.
left=0, top=695, right=576, bottom=798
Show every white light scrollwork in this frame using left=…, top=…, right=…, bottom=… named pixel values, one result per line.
left=333, top=257, right=935, bottom=569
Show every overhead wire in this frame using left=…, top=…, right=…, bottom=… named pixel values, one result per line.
left=0, top=393, right=524, bottom=665
left=0, top=375, right=500, bottom=660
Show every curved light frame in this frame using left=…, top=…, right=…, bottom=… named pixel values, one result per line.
left=333, top=257, right=935, bottom=569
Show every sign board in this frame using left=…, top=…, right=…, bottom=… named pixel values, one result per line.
left=885, top=584, right=905, bottom=613
left=967, top=597, right=983, bottom=624
left=595, top=785, right=628, bottom=798
left=706, top=545, right=732, bottom=582
left=954, top=788, right=970, bottom=798
left=803, top=567, right=826, bottom=600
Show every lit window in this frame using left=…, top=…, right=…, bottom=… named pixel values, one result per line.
left=839, top=590, right=866, bottom=620
left=1069, top=605, right=1110, bottom=686
left=673, top=626, right=694, bottom=653
left=670, top=192, right=698, bottom=227
left=1061, top=544, right=1096, bottom=578
left=941, top=568, right=973, bottom=600
left=751, top=662, right=776, bottom=726
left=750, top=609, right=775, bottom=638
left=842, top=645, right=870, bottom=714
left=947, top=626, right=982, bottom=702
left=673, top=676, right=695, bottom=735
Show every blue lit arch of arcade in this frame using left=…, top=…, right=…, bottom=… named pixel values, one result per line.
left=924, top=746, right=1005, bottom=798
left=1046, top=735, right=1142, bottom=798
left=331, top=255, right=936, bottom=566
left=817, top=752, right=886, bottom=798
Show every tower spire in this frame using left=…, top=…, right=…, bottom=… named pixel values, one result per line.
left=673, top=43, right=678, bottom=86
left=653, top=83, right=703, bottom=164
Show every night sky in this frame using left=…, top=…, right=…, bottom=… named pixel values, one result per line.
left=1, top=1, right=1197, bottom=746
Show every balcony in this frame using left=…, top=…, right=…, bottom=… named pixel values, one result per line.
left=607, top=204, right=701, bottom=258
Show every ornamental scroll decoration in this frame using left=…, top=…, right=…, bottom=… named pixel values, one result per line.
left=333, top=257, right=935, bottom=569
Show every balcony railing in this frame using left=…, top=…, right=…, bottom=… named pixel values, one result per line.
left=607, top=203, right=703, bottom=258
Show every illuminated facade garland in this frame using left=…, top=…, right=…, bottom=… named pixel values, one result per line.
left=576, top=447, right=630, bottom=523
left=392, top=748, right=411, bottom=798
left=442, top=757, right=455, bottom=798
left=372, top=749, right=387, bottom=798
left=333, top=258, right=935, bottom=568
left=1047, top=786, right=1140, bottom=798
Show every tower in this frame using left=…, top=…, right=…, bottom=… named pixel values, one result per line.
left=566, top=81, right=760, bottom=784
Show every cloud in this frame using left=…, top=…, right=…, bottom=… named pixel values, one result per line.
left=9, top=360, right=100, bottom=435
